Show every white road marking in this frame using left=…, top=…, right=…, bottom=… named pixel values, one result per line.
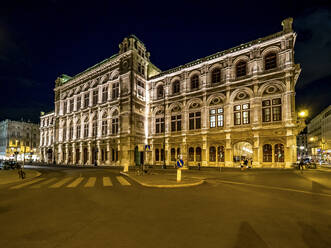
left=103, top=177, right=112, bottom=187
left=10, top=178, right=45, bottom=189
left=30, top=178, right=58, bottom=188
left=217, top=179, right=331, bottom=198
left=66, top=177, right=84, bottom=188
left=49, top=177, right=73, bottom=188
left=116, top=176, right=131, bottom=186
left=84, top=177, right=96, bottom=187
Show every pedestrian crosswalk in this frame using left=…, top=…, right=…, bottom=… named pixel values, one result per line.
left=9, top=176, right=132, bottom=190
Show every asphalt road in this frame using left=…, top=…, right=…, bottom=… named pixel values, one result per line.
left=0, top=167, right=330, bottom=248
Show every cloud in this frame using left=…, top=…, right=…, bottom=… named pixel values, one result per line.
left=295, top=9, right=331, bottom=88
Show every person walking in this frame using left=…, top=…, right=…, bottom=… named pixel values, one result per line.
left=299, top=159, right=304, bottom=172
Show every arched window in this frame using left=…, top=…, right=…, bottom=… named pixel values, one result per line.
left=69, top=121, right=73, bottom=140
left=83, top=118, right=89, bottom=138
left=263, top=144, right=272, bottom=162
left=177, top=148, right=181, bottom=159
left=191, top=75, right=199, bottom=90
left=172, top=80, right=180, bottom=94
left=209, top=146, right=216, bottom=162
left=196, top=147, right=202, bottom=162
left=211, top=68, right=221, bottom=84
left=155, top=149, right=159, bottom=161
left=218, top=146, right=224, bottom=162
left=188, top=147, right=194, bottom=161
left=102, top=112, right=108, bottom=136
left=157, top=85, right=164, bottom=99
left=265, top=52, right=277, bottom=70
left=236, top=61, right=247, bottom=78
left=76, top=119, right=81, bottom=139
left=171, top=148, right=176, bottom=161
left=92, top=115, right=97, bottom=137
left=274, top=144, right=284, bottom=162
left=112, top=110, right=119, bottom=135
left=161, top=149, right=165, bottom=161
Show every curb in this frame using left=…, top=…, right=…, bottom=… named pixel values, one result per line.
left=120, top=172, right=205, bottom=188
left=0, top=169, right=42, bottom=185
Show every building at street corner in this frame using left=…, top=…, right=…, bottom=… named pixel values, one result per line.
left=0, top=119, right=40, bottom=161
left=40, top=18, right=301, bottom=169
left=307, top=105, right=331, bottom=164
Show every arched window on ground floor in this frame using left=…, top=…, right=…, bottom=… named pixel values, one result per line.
left=209, top=146, right=216, bottom=162
left=189, top=147, right=194, bottom=161
left=218, top=146, right=225, bottom=162
left=196, top=147, right=202, bottom=162
left=263, top=144, right=272, bottom=162
left=171, top=148, right=176, bottom=161
left=274, top=144, right=284, bottom=162
left=155, top=149, right=159, bottom=161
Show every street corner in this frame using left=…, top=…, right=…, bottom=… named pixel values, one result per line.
left=120, top=171, right=205, bottom=188
left=0, top=169, right=42, bottom=185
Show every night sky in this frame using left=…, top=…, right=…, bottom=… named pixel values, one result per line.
left=0, top=0, right=330, bottom=123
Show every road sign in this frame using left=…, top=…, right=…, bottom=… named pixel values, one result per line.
left=145, top=145, right=151, bottom=151
left=177, top=159, right=184, bottom=168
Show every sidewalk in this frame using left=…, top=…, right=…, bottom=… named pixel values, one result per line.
left=120, top=170, right=205, bottom=188
left=0, top=169, right=41, bottom=185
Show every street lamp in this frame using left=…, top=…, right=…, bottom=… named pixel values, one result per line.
left=298, top=110, right=308, bottom=118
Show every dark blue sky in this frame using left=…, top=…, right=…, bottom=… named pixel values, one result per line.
left=0, top=0, right=330, bottom=123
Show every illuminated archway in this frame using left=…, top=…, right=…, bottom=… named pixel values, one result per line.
left=233, top=142, right=253, bottom=163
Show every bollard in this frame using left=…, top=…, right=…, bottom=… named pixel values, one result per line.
left=177, top=168, right=181, bottom=182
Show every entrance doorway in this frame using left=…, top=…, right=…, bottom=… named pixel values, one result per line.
left=233, top=142, right=253, bottom=164
left=83, top=148, right=88, bottom=164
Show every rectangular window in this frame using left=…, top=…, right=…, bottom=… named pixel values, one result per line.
left=92, top=122, right=97, bottom=137
left=70, top=99, right=74, bottom=112
left=262, top=108, right=271, bottom=122
left=234, top=112, right=241, bottom=125
left=84, top=124, right=88, bottom=138
left=272, top=106, right=281, bottom=121
left=243, top=111, right=250, bottom=124
left=112, top=118, right=119, bottom=135
left=156, top=118, right=164, bottom=133
left=77, top=96, right=81, bottom=110
left=112, top=83, right=119, bottom=99
left=171, top=115, right=181, bottom=132
left=102, top=120, right=108, bottom=135
left=102, top=86, right=108, bottom=103
left=189, top=112, right=201, bottom=130
left=84, top=93, right=89, bottom=108
left=93, top=90, right=98, bottom=105
left=76, top=125, right=81, bottom=139
left=210, top=108, right=224, bottom=128
left=63, top=101, right=67, bottom=114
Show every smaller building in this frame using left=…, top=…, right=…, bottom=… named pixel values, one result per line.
left=297, top=127, right=308, bottom=160
left=0, top=119, right=40, bottom=161
left=307, top=105, right=331, bottom=163
left=39, top=112, right=55, bottom=163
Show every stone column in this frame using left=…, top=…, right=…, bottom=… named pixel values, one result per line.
left=65, top=144, right=69, bottom=165
left=72, top=143, right=76, bottom=165
left=58, top=144, right=63, bottom=164
left=202, top=135, right=208, bottom=166
left=181, top=137, right=188, bottom=168
left=225, top=132, right=233, bottom=167
left=79, top=142, right=83, bottom=165
left=88, top=141, right=92, bottom=165
left=253, top=132, right=261, bottom=167
left=106, top=141, right=111, bottom=165
left=285, top=129, right=297, bottom=168
left=97, top=141, right=101, bottom=165
left=165, top=138, right=170, bottom=167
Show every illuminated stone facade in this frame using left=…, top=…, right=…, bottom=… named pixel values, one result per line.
left=0, top=119, right=40, bottom=161
left=40, top=18, right=301, bottom=169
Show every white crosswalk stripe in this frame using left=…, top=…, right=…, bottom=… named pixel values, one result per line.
left=116, top=176, right=131, bottom=186
left=31, top=178, right=58, bottom=188
left=66, top=177, right=84, bottom=188
left=10, top=178, right=45, bottom=189
left=49, top=177, right=73, bottom=188
left=84, top=177, right=96, bottom=187
left=103, top=177, right=112, bottom=187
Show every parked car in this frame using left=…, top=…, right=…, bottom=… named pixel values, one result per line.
left=0, top=161, right=20, bottom=170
